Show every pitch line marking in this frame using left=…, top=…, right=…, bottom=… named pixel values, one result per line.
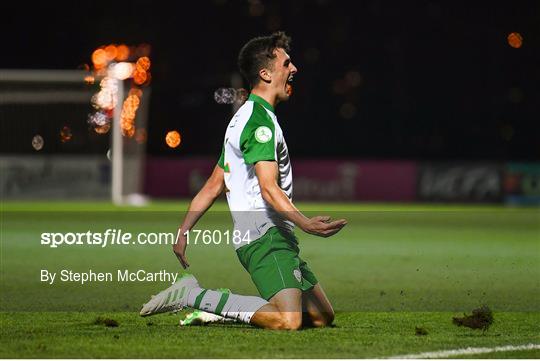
left=388, top=343, right=540, bottom=359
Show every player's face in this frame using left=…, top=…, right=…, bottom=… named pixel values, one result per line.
left=270, top=48, right=297, bottom=102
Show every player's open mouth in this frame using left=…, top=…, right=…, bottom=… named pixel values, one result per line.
left=285, top=75, right=293, bottom=96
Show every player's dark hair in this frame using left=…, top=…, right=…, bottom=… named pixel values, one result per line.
left=238, top=31, right=292, bottom=88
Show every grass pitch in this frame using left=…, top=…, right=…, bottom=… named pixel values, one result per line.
left=1, top=201, right=539, bottom=358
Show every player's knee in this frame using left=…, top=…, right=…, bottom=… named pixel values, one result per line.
left=275, top=312, right=302, bottom=330
left=281, top=315, right=302, bottom=330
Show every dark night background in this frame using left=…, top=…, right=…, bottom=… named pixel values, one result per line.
left=2, top=0, right=539, bottom=160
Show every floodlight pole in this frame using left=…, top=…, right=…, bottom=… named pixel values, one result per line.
left=111, top=79, right=124, bottom=205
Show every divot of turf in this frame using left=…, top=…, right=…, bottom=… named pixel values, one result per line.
left=453, top=305, right=494, bottom=331
left=93, top=316, right=119, bottom=327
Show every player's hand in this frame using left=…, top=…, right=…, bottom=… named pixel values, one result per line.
left=300, top=216, right=347, bottom=238
left=173, top=228, right=190, bottom=269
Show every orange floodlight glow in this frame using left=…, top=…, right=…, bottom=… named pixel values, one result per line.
left=94, top=123, right=111, bottom=134
left=84, top=75, right=95, bottom=85
left=129, top=87, right=143, bottom=98
left=133, top=69, right=147, bottom=85
left=122, top=126, right=136, bottom=138
left=121, top=121, right=134, bottom=131
left=105, top=45, right=118, bottom=60
left=120, top=94, right=140, bottom=137
left=136, top=56, right=151, bottom=71
left=507, top=32, right=523, bottom=48
left=116, top=44, right=130, bottom=61
left=92, top=48, right=108, bottom=69
left=88, top=44, right=151, bottom=139
left=165, top=130, right=181, bottom=148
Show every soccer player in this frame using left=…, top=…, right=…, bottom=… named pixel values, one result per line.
left=140, top=31, right=347, bottom=330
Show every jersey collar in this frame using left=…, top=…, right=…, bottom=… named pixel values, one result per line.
left=248, top=94, right=275, bottom=113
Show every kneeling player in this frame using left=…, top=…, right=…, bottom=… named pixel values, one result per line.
left=140, top=31, right=347, bottom=330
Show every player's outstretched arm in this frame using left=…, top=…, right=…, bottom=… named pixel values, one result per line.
left=254, top=161, right=347, bottom=237
left=173, top=165, right=225, bottom=268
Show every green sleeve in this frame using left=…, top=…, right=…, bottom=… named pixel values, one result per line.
left=217, top=142, right=225, bottom=169
left=240, top=104, right=276, bottom=164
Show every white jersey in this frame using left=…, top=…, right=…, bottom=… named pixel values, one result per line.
left=218, top=94, right=294, bottom=249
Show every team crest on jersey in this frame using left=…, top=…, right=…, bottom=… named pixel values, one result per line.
left=293, top=269, right=302, bottom=283
left=254, top=126, right=272, bottom=143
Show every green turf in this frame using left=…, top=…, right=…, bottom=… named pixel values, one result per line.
left=1, top=311, right=539, bottom=358
left=1, top=201, right=539, bottom=358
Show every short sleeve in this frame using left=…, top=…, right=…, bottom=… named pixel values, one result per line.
left=240, top=104, right=276, bottom=165
left=217, top=143, right=225, bottom=169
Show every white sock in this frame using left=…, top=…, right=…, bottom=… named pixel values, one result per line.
left=186, top=287, right=268, bottom=324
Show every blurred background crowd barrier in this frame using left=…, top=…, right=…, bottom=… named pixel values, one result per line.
left=3, top=154, right=537, bottom=205
left=143, top=158, right=539, bottom=205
